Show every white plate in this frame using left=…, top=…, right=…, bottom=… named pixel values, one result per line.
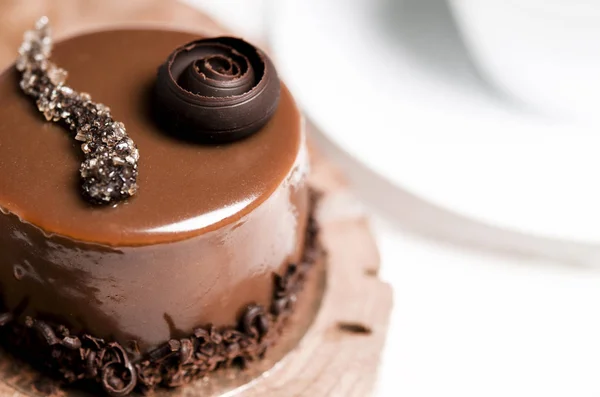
left=267, top=0, right=600, bottom=244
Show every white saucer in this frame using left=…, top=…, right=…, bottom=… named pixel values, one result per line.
left=267, top=0, right=600, bottom=244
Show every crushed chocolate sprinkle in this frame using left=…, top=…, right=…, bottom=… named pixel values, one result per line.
left=0, top=191, right=324, bottom=396
left=16, top=17, right=139, bottom=205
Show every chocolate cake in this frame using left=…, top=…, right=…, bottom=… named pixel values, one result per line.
left=0, top=19, right=322, bottom=395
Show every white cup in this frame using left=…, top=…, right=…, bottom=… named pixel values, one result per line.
left=448, top=0, right=600, bottom=123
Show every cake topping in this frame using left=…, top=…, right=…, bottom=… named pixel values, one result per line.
left=16, top=17, right=139, bottom=206
left=154, top=36, right=280, bottom=143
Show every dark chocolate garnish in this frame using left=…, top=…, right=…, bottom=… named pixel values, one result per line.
left=60, top=335, right=81, bottom=350
left=154, top=36, right=280, bottom=143
left=101, top=344, right=137, bottom=396
left=0, top=190, right=324, bottom=396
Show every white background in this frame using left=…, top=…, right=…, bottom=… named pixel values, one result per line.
left=185, top=1, right=600, bottom=396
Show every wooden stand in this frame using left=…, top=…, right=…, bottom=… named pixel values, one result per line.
left=0, top=2, right=393, bottom=395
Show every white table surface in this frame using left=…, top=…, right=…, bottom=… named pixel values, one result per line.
left=313, top=125, right=600, bottom=397
left=184, top=1, right=600, bottom=396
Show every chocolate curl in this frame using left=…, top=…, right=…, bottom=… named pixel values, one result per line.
left=146, top=339, right=180, bottom=362
left=178, top=338, right=194, bottom=365
left=242, top=304, right=269, bottom=340
left=154, top=37, right=280, bottom=143
left=101, top=344, right=137, bottom=396
left=60, top=335, right=82, bottom=350
left=26, top=318, right=60, bottom=346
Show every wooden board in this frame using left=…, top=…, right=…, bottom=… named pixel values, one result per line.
left=0, top=2, right=393, bottom=395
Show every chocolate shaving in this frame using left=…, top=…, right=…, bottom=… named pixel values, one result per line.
left=146, top=341, right=179, bottom=363
left=60, top=336, right=81, bottom=350
left=27, top=318, right=60, bottom=346
left=0, top=190, right=323, bottom=395
left=242, top=304, right=269, bottom=340
left=83, top=334, right=105, bottom=350
left=337, top=322, right=373, bottom=335
left=178, top=338, right=194, bottom=365
left=85, top=350, right=98, bottom=378
left=101, top=360, right=136, bottom=397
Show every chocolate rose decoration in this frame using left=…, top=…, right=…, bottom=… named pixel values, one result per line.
left=154, top=37, right=280, bottom=143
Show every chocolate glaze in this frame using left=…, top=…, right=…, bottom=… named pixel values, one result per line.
left=0, top=29, right=309, bottom=353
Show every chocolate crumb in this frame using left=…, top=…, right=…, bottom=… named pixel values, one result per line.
left=337, top=322, right=372, bottom=335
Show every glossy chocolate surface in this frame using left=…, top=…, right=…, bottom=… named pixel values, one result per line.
left=0, top=29, right=308, bottom=351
